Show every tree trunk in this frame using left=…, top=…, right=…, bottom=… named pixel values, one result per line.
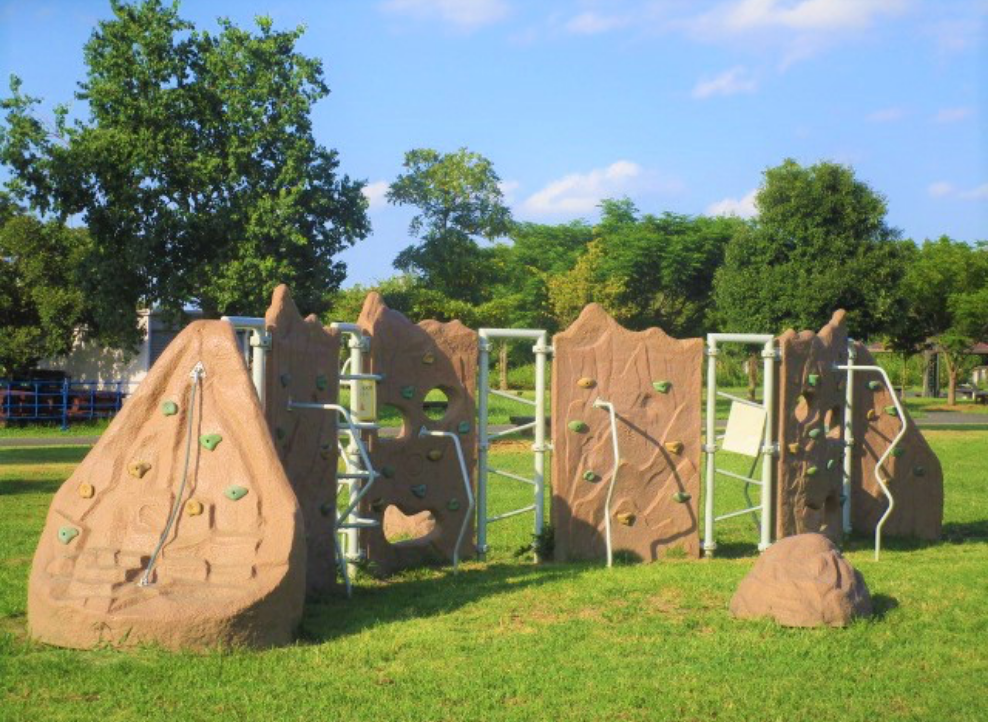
left=943, top=350, right=958, bottom=406
left=901, top=352, right=908, bottom=398
left=499, top=343, right=509, bottom=391
left=747, top=352, right=758, bottom=401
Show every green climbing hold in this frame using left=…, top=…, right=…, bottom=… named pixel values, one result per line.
left=885, top=405, right=898, bottom=417
left=806, top=466, right=819, bottom=476
left=583, top=470, right=597, bottom=482
left=161, top=400, right=178, bottom=416
left=280, top=373, right=291, bottom=388
left=914, top=465, right=926, bottom=477
left=457, top=421, right=471, bottom=435
left=808, top=428, right=823, bottom=440
left=320, top=501, right=334, bottom=517
left=868, top=380, right=882, bottom=391
left=672, top=491, right=691, bottom=504
left=200, top=434, right=222, bottom=451
left=447, top=498, right=460, bottom=512
left=568, top=420, right=589, bottom=433
left=827, top=458, right=837, bottom=470
left=316, top=374, right=328, bottom=391
left=57, top=526, right=79, bottom=544
left=411, top=484, right=427, bottom=499
left=381, top=465, right=395, bottom=479
left=224, top=485, right=249, bottom=501
left=400, top=385, right=415, bottom=400
left=652, top=380, right=672, bottom=394
left=891, top=446, right=905, bottom=457
left=275, top=427, right=286, bottom=441
left=807, top=374, right=820, bottom=387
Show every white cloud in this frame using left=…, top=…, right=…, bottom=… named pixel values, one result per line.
left=696, top=0, right=909, bottom=34
left=521, top=161, right=678, bottom=216
left=362, top=180, right=389, bottom=210
left=706, top=189, right=758, bottom=218
left=960, top=184, right=988, bottom=201
left=498, top=179, right=520, bottom=203
left=934, top=107, right=973, bottom=123
left=564, top=11, right=630, bottom=35
left=928, top=181, right=954, bottom=198
left=692, top=66, right=758, bottom=99
left=867, top=107, right=905, bottom=123
left=380, top=0, right=509, bottom=31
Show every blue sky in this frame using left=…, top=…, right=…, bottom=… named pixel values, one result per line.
left=1, top=0, right=985, bottom=287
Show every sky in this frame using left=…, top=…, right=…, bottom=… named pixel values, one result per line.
left=1, top=0, right=985, bottom=287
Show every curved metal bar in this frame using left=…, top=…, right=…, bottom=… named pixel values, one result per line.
left=592, top=398, right=621, bottom=568
left=418, top=427, right=475, bottom=572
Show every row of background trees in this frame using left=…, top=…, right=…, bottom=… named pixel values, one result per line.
left=1, top=1, right=986, bottom=403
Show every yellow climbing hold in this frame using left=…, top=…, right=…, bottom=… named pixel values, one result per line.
left=577, top=377, right=596, bottom=389
left=787, top=442, right=801, bottom=454
left=78, top=483, right=94, bottom=499
left=422, top=351, right=435, bottom=365
left=185, top=499, right=204, bottom=516
left=616, top=512, right=636, bottom=526
left=664, top=441, right=684, bottom=455
left=867, top=409, right=879, bottom=421
left=427, top=449, right=444, bottom=462
left=128, top=461, right=151, bottom=479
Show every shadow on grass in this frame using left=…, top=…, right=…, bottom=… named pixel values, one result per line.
left=869, top=593, right=900, bottom=621
left=0, top=479, right=63, bottom=496
left=842, top=522, right=988, bottom=555
left=0, top=447, right=90, bottom=466
left=298, top=562, right=584, bottom=644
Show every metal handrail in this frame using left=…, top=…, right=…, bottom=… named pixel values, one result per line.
left=592, top=398, right=621, bottom=568
left=418, top=427, right=475, bottom=572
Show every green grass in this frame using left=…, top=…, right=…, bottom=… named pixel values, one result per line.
left=1, top=433, right=987, bottom=721
left=0, top=419, right=111, bottom=439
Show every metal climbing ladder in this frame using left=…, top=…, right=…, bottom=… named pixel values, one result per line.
left=476, top=328, right=551, bottom=558
left=703, top=333, right=779, bottom=556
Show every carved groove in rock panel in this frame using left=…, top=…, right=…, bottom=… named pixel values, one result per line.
left=28, top=321, right=305, bottom=650
left=356, top=293, right=477, bottom=575
left=551, top=304, right=702, bottom=562
left=775, top=311, right=848, bottom=544
left=264, top=284, right=341, bottom=598
left=850, top=343, right=942, bottom=540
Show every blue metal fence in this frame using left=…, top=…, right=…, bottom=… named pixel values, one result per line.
left=1, top=379, right=132, bottom=430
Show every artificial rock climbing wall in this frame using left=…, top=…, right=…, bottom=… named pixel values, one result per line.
left=28, top=321, right=306, bottom=650
left=357, top=293, right=478, bottom=575
left=264, top=285, right=341, bottom=598
left=551, top=304, right=703, bottom=563
left=775, top=311, right=849, bottom=544
left=850, top=343, right=943, bottom=539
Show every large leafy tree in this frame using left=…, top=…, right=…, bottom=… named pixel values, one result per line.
left=0, top=0, right=368, bottom=348
left=897, top=236, right=988, bottom=404
left=388, top=147, right=511, bottom=304
left=0, top=207, right=92, bottom=375
left=712, top=159, right=909, bottom=338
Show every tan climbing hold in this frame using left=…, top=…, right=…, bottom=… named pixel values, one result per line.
left=664, top=441, right=684, bottom=455
left=185, top=498, right=204, bottom=516
left=128, top=462, right=151, bottom=479
left=787, top=442, right=801, bottom=455
left=422, top=351, right=435, bottom=365
left=77, top=483, right=94, bottom=499
left=577, top=377, right=596, bottom=389
left=427, top=449, right=444, bottom=462
left=616, top=512, right=636, bottom=526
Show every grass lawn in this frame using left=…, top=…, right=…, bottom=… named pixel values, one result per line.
left=1, top=431, right=986, bottom=721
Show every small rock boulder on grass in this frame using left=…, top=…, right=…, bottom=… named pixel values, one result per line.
left=730, top=533, right=872, bottom=627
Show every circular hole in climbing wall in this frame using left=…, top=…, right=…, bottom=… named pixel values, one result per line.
left=383, top=506, right=437, bottom=543
left=423, top=387, right=452, bottom=422
left=378, top=403, right=409, bottom=438
left=794, top=394, right=810, bottom=423
left=825, top=406, right=842, bottom=438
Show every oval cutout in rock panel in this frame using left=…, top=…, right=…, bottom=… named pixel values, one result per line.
left=378, top=403, right=410, bottom=439
left=825, top=406, right=842, bottom=438
left=383, top=506, right=437, bottom=543
left=794, top=394, right=811, bottom=423
left=423, top=387, right=451, bottom=422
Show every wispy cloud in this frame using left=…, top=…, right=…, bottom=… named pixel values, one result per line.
left=693, top=0, right=909, bottom=34
left=521, top=161, right=681, bottom=216
left=692, top=66, right=758, bottom=99
left=934, top=106, right=973, bottom=123
left=927, top=181, right=954, bottom=198
left=867, top=107, right=905, bottom=123
left=362, top=180, right=390, bottom=210
left=498, top=179, right=520, bottom=203
left=960, top=184, right=988, bottom=201
left=927, top=181, right=988, bottom=201
left=379, top=0, right=509, bottom=31
left=706, top=189, right=758, bottom=218
left=564, top=11, right=631, bottom=35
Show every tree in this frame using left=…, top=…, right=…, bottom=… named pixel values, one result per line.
left=388, top=148, right=511, bottom=304
left=0, top=0, right=368, bottom=349
left=712, top=159, right=909, bottom=339
left=899, top=237, right=988, bottom=405
left=0, top=211, right=91, bottom=375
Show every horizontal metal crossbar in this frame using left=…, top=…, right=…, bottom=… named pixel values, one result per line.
left=716, top=390, right=765, bottom=409
left=715, top=505, right=761, bottom=522
left=489, top=468, right=536, bottom=485
left=490, top=421, right=536, bottom=439
left=487, top=504, right=537, bottom=523
left=715, top=468, right=763, bottom=486
left=488, top=389, right=537, bottom=407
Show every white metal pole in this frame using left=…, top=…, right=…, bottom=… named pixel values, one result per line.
left=759, top=339, right=776, bottom=551
left=532, top=332, right=549, bottom=546
left=249, top=329, right=270, bottom=411
left=477, top=332, right=490, bottom=559
left=842, top=340, right=856, bottom=535
left=703, top=339, right=718, bottom=557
